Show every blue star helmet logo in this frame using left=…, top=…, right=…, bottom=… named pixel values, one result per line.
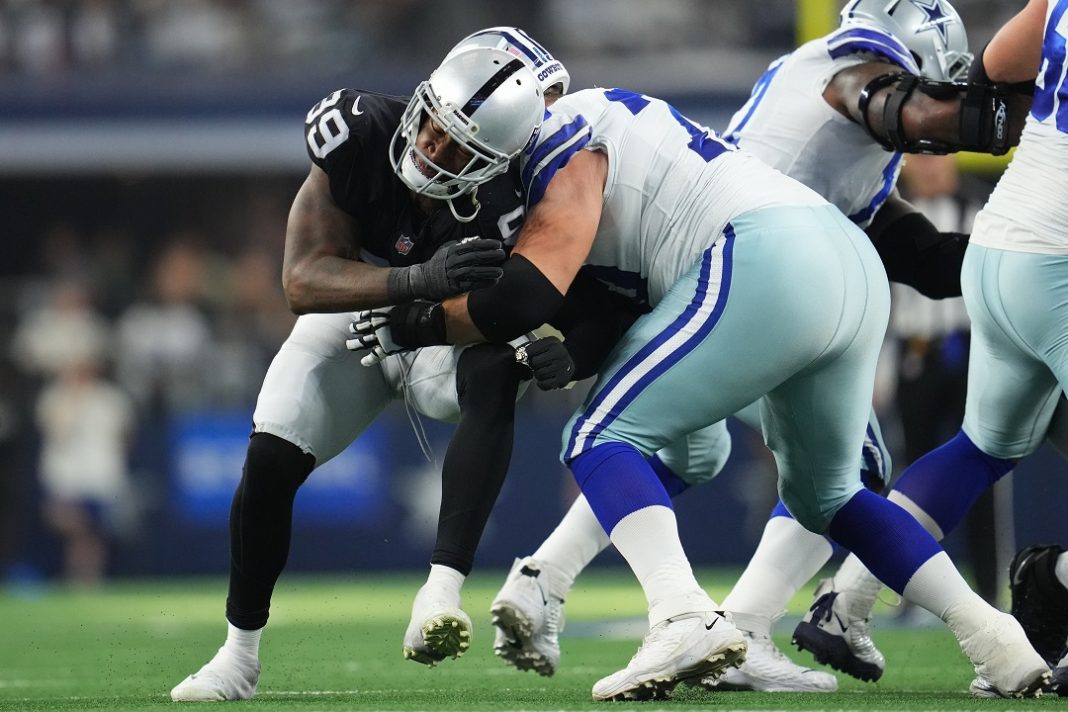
left=906, top=0, right=953, bottom=45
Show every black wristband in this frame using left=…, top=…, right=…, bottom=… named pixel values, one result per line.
left=386, top=267, right=415, bottom=303
left=390, top=300, right=448, bottom=348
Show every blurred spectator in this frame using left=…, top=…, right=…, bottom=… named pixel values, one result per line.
left=35, top=354, right=135, bottom=586
left=114, top=234, right=215, bottom=413
left=140, top=0, right=248, bottom=70
left=11, top=277, right=112, bottom=379
left=210, top=246, right=294, bottom=408
left=10, top=0, right=66, bottom=75
left=70, top=0, right=120, bottom=69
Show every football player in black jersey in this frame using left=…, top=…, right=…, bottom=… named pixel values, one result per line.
left=170, top=29, right=602, bottom=701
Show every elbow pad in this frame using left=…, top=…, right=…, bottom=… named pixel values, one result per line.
left=860, top=73, right=1011, bottom=155
left=468, top=254, right=564, bottom=343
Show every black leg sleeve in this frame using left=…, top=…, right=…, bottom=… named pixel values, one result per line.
left=225, top=432, right=315, bottom=630
left=430, top=343, right=524, bottom=575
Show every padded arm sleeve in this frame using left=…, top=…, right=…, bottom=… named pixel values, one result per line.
left=860, top=73, right=1013, bottom=155
left=467, top=254, right=565, bottom=343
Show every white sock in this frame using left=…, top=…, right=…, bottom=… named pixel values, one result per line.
left=1056, top=552, right=1068, bottom=591
left=532, top=494, right=611, bottom=600
left=831, top=554, right=884, bottom=618
left=609, top=505, right=715, bottom=626
left=902, top=551, right=988, bottom=620
left=721, top=515, right=833, bottom=631
left=425, top=564, right=465, bottom=600
left=223, top=622, right=262, bottom=660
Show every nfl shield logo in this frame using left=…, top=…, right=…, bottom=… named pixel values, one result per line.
left=395, top=234, right=414, bottom=255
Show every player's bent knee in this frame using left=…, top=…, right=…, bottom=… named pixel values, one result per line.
left=456, top=343, right=523, bottom=408
left=244, top=432, right=316, bottom=491
left=778, top=491, right=835, bottom=534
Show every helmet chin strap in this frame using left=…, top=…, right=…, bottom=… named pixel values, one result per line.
left=448, top=189, right=480, bottom=223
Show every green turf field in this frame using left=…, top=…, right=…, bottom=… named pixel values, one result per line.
left=0, top=569, right=1059, bottom=711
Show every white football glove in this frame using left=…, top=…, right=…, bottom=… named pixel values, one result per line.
left=346, top=306, right=409, bottom=367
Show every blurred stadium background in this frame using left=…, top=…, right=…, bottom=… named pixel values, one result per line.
left=0, top=0, right=1063, bottom=594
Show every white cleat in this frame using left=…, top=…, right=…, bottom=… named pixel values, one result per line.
left=491, top=557, right=565, bottom=677
left=402, top=584, right=472, bottom=666
left=591, top=611, right=747, bottom=702
left=695, top=630, right=837, bottom=692
left=792, top=578, right=885, bottom=682
left=170, top=646, right=260, bottom=702
left=954, top=605, right=1050, bottom=698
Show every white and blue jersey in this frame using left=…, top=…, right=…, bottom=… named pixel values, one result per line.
left=723, top=24, right=918, bottom=228
left=522, top=88, right=824, bottom=307
left=972, top=0, right=1068, bottom=253
left=525, top=88, right=891, bottom=531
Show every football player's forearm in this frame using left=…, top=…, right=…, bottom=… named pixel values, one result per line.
left=282, top=256, right=392, bottom=314
left=442, top=294, right=489, bottom=345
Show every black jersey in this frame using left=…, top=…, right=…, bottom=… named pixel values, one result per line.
left=304, top=88, right=525, bottom=268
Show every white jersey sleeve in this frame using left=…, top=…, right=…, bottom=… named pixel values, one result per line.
left=723, top=25, right=919, bottom=227
left=520, top=88, right=825, bottom=306
left=972, top=0, right=1068, bottom=253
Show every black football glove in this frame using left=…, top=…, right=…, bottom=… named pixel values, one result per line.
left=514, top=336, right=575, bottom=390
left=387, top=237, right=505, bottom=301
left=346, top=300, right=448, bottom=366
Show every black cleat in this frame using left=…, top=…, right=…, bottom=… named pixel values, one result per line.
left=1009, top=544, right=1068, bottom=667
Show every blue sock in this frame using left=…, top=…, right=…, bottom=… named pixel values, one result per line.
left=893, top=429, right=1015, bottom=535
left=828, top=489, right=942, bottom=594
left=769, top=500, right=792, bottom=519
left=571, top=442, right=671, bottom=533
left=648, top=454, right=691, bottom=498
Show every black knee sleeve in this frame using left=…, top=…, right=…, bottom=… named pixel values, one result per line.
left=226, top=432, right=315, bottom=630
left=433, top=344, right=521, bottom=574
left=455, top=343, right=525, bottom=409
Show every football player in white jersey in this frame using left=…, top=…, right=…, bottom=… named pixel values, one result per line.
left=475, top=0, right=1033, bottom=693
left=876, top=0, right=1068, bottom=696
left=170, top=31, right=598, bottom=702
left=359, top=48, right=1048, bottom=700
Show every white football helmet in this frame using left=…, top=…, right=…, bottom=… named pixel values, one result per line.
left=840, top=0, right=972, bottom=81
left=391, top=46, right=544, bottom=222
left=443, top=26, right=570, bottom=96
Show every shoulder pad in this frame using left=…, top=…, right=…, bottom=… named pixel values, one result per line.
left=825, top=25, right=920, bottom=75
left=520, top=108, right=592, bottom=208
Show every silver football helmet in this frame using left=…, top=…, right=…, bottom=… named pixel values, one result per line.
left=443, top=26, right=570, bottom=96
left=840, top=0, right=972, bottom=81
left=391, top=46, right=544, bottom=222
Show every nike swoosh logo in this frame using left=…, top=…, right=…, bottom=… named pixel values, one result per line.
left=352, top=96, right=364, bottom=116
left=1012, top=560, right=1032, bottom=586
left=705, top=618, right=718, bottom=631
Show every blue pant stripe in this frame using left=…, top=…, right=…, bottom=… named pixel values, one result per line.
left=565, top=228, right=736, bottom=461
